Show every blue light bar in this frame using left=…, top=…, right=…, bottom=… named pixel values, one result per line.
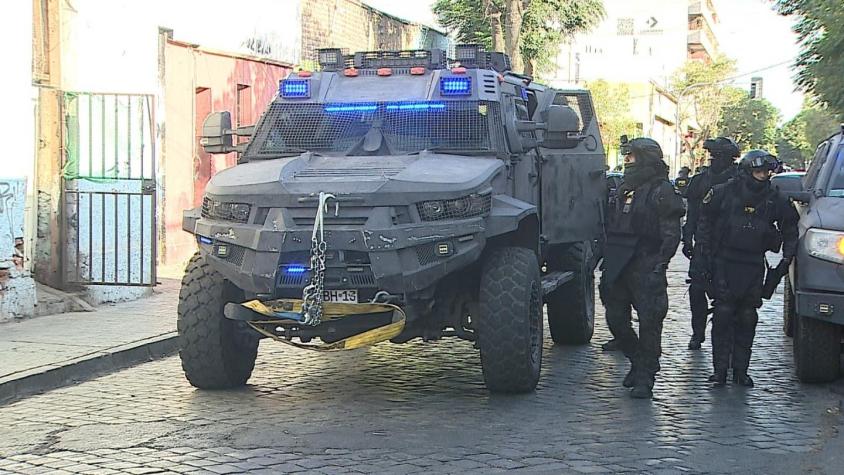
left=281, top=79, right=310, bottom=98
left=284, top=265, right=308, bottom=274
left=324, top=104, right=378, bottom=113
left=197, top=235, right=213, bottom=245
left=440, top=76, right=472, bottom=96
left=385, top=102, right=446, bottom=111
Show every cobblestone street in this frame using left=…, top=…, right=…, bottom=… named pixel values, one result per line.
left=1, top=258, right=842, bottom=474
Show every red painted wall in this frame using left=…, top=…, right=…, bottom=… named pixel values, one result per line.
left=161, top=41, right=292, bottom=275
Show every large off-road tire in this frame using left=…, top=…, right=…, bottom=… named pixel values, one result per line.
left=783, top=276, right=795, bottom=337
left=793, top=313, right=841, bottom=383
left=477, top=247, right=543, bottom=393
left=546, top=241, right=595, bottom=345
left=178, top=253, right=259, bottom=389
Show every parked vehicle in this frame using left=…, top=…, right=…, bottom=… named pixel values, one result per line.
left=782, top=127, right=844, bottom=382
left=179, top=46, right=607, bottom=393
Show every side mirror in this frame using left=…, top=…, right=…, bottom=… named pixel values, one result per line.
left=539, top=105, right=581, bottom=149
left=785, top=190, right=812, bottom=204
left=200, top=112, right=236, bottom=154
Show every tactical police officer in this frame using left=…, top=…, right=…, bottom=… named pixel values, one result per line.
left=600, top=137, right=685, bottom=399
left=675, top=167, right=691, bottom=196
left=696, top=150, right=798, bottom=387
left=682, top=137, right=741, bottom=350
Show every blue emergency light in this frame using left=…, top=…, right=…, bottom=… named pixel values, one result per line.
left=280, top=79, right=310, bottom=98
left=323, top=104, right=378, bottom=113
left=284, top=265, right=308, bottom=274
left=385, top=102, right=446, bottom=112
left=439, top=77, right=472, bottom=96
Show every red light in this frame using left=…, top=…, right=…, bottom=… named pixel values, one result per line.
left=377, top=68, right=393, bottom=77
left=298, top=70, right=313, bottom=78
left=343, top=68, right=359, bottom=77
left=410, top=67, right=426, bottom=75
left=451, top=67, right=467, bottom=74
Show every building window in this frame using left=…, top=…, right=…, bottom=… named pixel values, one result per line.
left=617, top=18, right=634, bottom=36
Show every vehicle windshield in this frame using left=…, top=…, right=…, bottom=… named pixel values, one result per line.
left=244, top=100, right=505, bottom=158
left=828, top=146, right=844, bottom=197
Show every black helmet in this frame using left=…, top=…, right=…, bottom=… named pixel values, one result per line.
left=621, top=137, right=663, bottom=165
left=740, top=149, right=778, bottom=172
left=703, top=137, right=740, bottom=159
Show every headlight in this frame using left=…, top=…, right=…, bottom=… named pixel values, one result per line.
left=201, top=197, right=252, bottom=223
left=417, top=193, right=491, bottom=221
left=805, top=228, right=844, bottom=264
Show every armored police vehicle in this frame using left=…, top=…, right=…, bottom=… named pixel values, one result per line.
left=179, top=46, right=606, bottom=393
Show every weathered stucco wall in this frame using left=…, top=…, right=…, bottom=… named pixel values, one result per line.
left=0, top=179, right=36, bottom=320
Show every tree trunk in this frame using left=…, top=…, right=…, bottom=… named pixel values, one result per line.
left=524, top=59, right=535, bottom=76
left=482, top=0, right=505, bottom=52
left=503, top=0, right=527, bottom=73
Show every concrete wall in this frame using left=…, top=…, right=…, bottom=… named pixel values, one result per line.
left=159, top=41, right=292, bottom=276
left=0, top=179, right=36, bottom=320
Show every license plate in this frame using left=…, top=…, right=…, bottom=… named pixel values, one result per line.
left=323, top=289, right=358, bottom=303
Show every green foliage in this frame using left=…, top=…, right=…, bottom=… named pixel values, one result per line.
left=718, top=95, right=781, bottom=152
left=521, top=0, right=605, bottom=74
left=774, top=0, right=844, bottom=118
left=585, top=80, right=638, bottom=159
left=775, top=102, right=840, bottom=169
left=432, top=0, right=493, bottom=49
left=433, top=0, right=605, bottom=76
left=670, top=57, right=740, bottom=169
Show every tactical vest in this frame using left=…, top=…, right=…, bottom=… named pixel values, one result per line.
left=607, top=180, right=663, bottom=248
left=716, top=183, right=782, bottom=256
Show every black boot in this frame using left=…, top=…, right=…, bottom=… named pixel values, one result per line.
left=688, top=338, right=702, bottom=350
left=602, top=338, right=621, bottom=352
left=733, top=370, right=754, bottom=387
left=709, top=369, right=727, bottom=387
left=630, top=372, right=654, bottom=399
left=623, top=367, right=637, bottom=388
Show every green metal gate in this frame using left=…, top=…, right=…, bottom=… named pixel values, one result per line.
left=62, top=92, right=157, bottom=286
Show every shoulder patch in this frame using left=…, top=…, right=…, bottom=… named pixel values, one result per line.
left=702, top=189, right=714, bottom=204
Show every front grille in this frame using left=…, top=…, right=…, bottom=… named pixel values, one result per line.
left=223, top=245, right=246, bottom=266
left=416, top=243, right=438, bottom=266
left=201, top=197, right=251, bottom=224
left=276, top=266, right=378, bottom=289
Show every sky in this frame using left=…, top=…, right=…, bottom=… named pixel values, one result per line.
left=363, top=0, right=806, bottom=122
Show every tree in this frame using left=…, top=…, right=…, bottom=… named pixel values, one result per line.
left=433, top=0, right=605, bottom=75
left=585, top=80, right=638, bottom=161
left=670, top=56, right=741, bottom=170
left=774, top=1, right=844, bottom=118
left=718, top=95, right=781, bottom=152
left=775, top=102, right=840, bottom=169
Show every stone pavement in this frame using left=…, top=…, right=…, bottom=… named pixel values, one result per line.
left=0, top=280, right=179, bottom=403
left=0, top=257, right=842, bottom=474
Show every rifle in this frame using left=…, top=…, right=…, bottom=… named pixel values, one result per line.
left=762, top=258, right=790, bottom=300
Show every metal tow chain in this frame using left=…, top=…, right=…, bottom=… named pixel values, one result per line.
left=301, top=192, right=337, bottom=326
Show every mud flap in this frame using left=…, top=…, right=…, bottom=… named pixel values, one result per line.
left=231, top=299, right=406, bottom=351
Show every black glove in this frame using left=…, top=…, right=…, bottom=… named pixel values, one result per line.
left=682, top=241, right=694, bottom=260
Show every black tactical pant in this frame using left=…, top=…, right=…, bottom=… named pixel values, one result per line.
left=710, top=256, right=765, bottom=374
left=600, top=254, right=669, bottom=385
left=712, top=300, right=758, bottom=373
left=689, top=280, right=709, bottom=342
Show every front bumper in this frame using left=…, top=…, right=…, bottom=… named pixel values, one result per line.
left=795, top=289, right=844, bottom=326
left=191, top=216, right=486, bottom=298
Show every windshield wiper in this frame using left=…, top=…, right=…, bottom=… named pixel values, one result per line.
left=249, top=149, right=311, bottom=160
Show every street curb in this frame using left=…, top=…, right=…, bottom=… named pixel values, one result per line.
left=0, top=332, right=179, bottom=406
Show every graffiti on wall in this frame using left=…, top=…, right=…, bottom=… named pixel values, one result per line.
left=0, top=178, right=26, bottom=266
